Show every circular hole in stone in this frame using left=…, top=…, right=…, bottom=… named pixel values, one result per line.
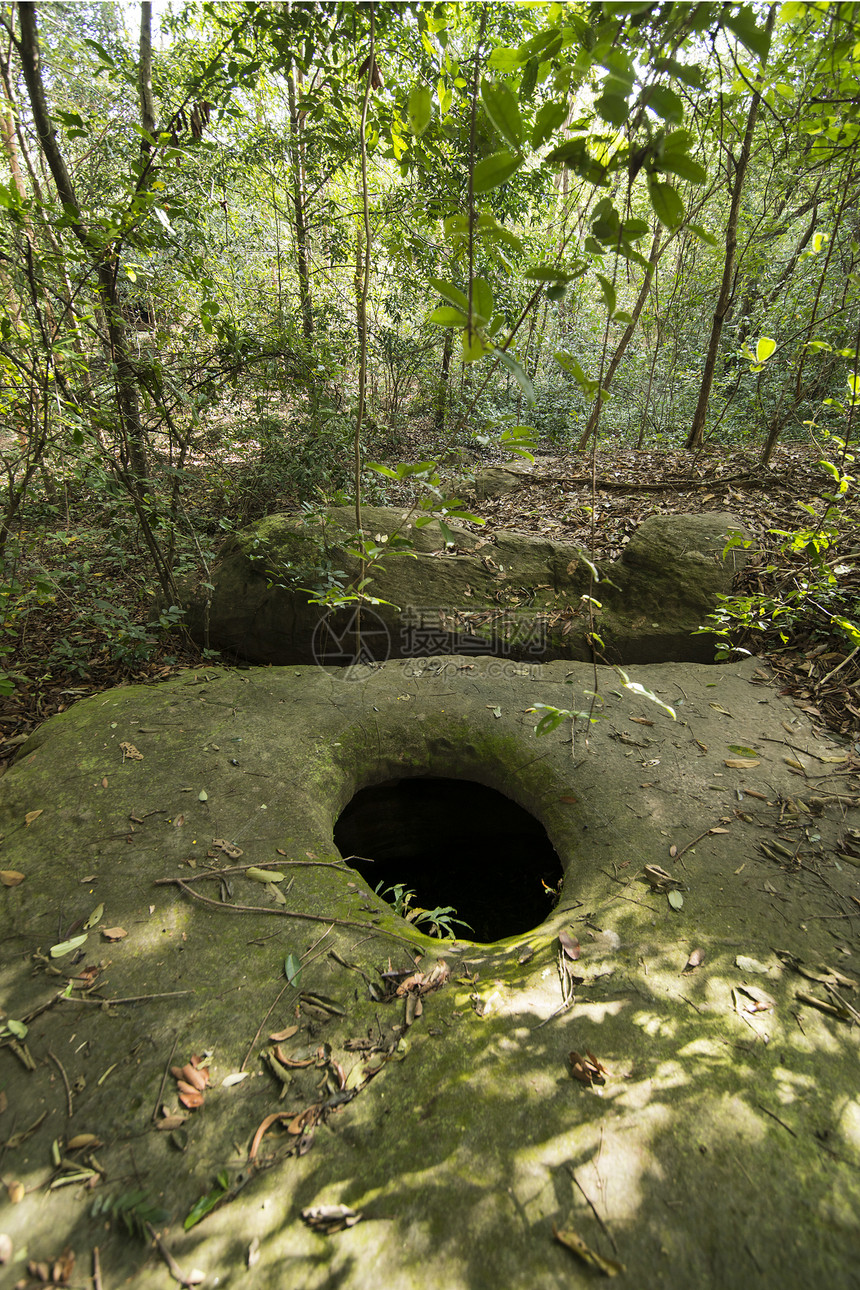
left=334, top=777, right=564, bottom=943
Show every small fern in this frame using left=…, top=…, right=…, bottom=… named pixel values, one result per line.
left=91, top=1188, right=170, bottom=1239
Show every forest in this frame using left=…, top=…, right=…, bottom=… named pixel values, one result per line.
left=0, top=0, right=858, bottom=743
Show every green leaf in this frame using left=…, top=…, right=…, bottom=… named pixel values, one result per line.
left=595, top=91, right=629, bottom=126
left=688, top=222, right=718, bottom=246
left=184, top=1177, right=229, bottom=1231
left=50, top=933, right=88, bottom=959
left=84, top=903, right=104, bottom=929
left=461, top=328, right=489, bottom=363
left=6, top=1018, right=27, bottom=1039
left=407, top=83, right=432, bottom=136
left=756, top=336, right=776, bottom=362
left=614, top=667, right=676, bottom=719
left=428, top=277, right=470, bottom=313
left=660, top=152, right=707, bottom=184
left=668, top=889, right=684, bottom=910
left=473, top=150, right=523, bottom=193
left=723, top=5, right=772, bottom=62
left=554, top=350, right=599, bottom=398
left=532, top=100, right=567, bottom=148
left=648, top=179, right=685, bottom=228
left=645, top=84, right=685, bottom=124
left=596, top=274, right=617, bottom=316
left=487, top=45, right=526, bottom=72
left=471, top=277, right=494, bottom=324
left=285, top=953, right=302, bottom=986
left=428, top=305, right=468, bottom=327
left=153, top=207, right=174, bottom=234
left=523, top=263, right=572, bottom=283
left=480, top=78, right=524, bottom=149
left=496, top=348, right=536, bottom=404
left=620, top=218, right=650, bottom=242
left=545, top=138, right=607, bottom=185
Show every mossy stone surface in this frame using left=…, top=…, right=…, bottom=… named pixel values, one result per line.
left=182, top=507, right=752, bottom=666
left=0, top=657, right=858, bottom=1288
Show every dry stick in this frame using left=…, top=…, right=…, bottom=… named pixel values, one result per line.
left=58, top=990, right=194, bottom=1006
left=240, top=925, right=333, bottom=1071
left=145, top=1222, right=197, bottom=1289
left=151, top=1034, right=179, bottom=1124
left=755, top=1103, right=798, bottom=1137
left=155, top=877, right=420, bottom=948
left=174, top=858, right=351, bottom=883
left=47, top=1048, right=73, bottom=1118
left=566, top=1164, right=619, bottom=1256
left=821, top=645, right=859, bottom=686
left=92, top=1247, right=103, bottom=1290
left=674, top=824, right=729, bottom=860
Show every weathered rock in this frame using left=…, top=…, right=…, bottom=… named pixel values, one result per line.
left=0, top=658, right=857, bottom=1290
left=182, top=506, right=752, bottom=667
left=471, top=465, right=532, bottom=499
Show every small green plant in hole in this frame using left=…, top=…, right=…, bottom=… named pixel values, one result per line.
left=375, top=881, right=472, bottom=938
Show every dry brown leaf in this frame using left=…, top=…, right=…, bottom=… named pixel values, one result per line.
left=155, top=1115, right=188, bottom=1131
left=24, top=809, right=43, bottom=827
left=733, top=984, right=776, bottom=1015
left=171, top=1063, right=209, bottom=1092
left=119, top=742, right=143, bottom=760
left=178, top=1088, right=204, bottom=1110
left=553, top=1224, right=625, bottom=1276
left=101, top=926, right=127, bottom=941
left=724, top=758, right=760, bottom=769
left=66, top=1133, right=101, bottom=1150
left=0, top=870, right=24, bottom=887
left=269, top=1025, right=299, bottom=1042
left=558, top=930, right=580, bottom=960
left=683, top=948, right=705, bottom=973
left=7, top=1180, right=25, bottom=1204
left=569, top=1050, right=608, bottom=1087
left=212, top=838, right=243, bottom=859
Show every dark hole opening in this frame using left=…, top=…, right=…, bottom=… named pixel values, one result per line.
left=334, top=777, right=564, bottom=943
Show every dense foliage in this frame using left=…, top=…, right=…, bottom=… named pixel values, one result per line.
left=0, top=0, right=858, bottom=696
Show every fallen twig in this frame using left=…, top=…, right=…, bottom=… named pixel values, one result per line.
left=155, top=877, right=419, bottom=946
left=146, top=1222, right=203, bottom=1288
left=239, top=927, right=332, bottom=1071
left=152, top=1034, right=180, bottom=1124
left=566, top=1164, right=618, bottom=1255
left=59, top=991, right=194, bottom=1006
left=47, top=1049, right=73, bottom=1118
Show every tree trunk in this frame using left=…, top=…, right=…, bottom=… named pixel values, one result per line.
left=577, top=226, right=664, bottom=450
left=434, top=328, right=454, bottom=435
left=16, top=2, right=148, bottom=480
left=138, top=2, right=156, bottom=154
left=287, top=72, right=314, bottom=339
left=685, top=7, right=775, bottom=451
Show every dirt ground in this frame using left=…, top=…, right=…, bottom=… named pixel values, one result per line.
left=1, top=654, right=859, bottom=1289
